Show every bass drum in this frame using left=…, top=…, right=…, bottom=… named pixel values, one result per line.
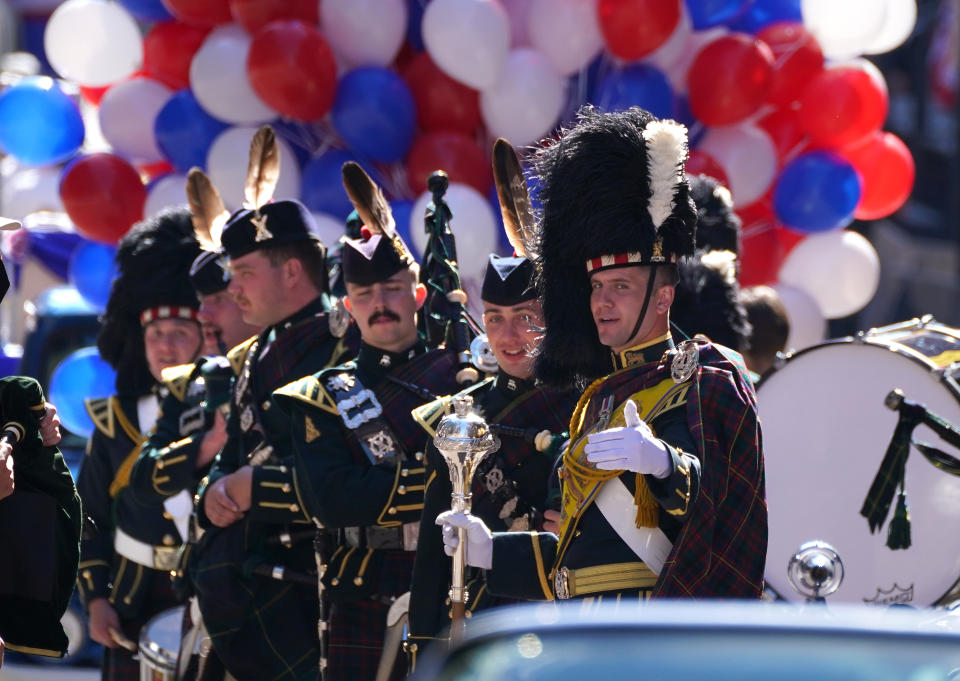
left=758, top=318, right=960, bottom=606
left=139, top=605, right=184, bottom=681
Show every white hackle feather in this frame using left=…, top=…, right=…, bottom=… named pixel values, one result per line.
left=641, top=120, right=688, bottom=230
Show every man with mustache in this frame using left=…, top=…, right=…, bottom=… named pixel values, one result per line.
left=273, top=171, right=463, bottom=681
left=189, top=199, right=358, bottom=681
left=438, top=107, right=766, bottom=603
left=405, top=254, right=576, bottom=664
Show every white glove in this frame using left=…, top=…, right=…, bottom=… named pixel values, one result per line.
left=435, top=510, right=493, bottom=570
left=584, top=399, right=672, bottom=479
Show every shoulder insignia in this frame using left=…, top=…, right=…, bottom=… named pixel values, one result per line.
left=227, top=335, right=258, bottom=376
left=412, top=377, right=494, bottom=437
left=160, top=363, right=199, bottom=403
left=84, top=396, right=115, bottom=439
left=273, top=375, right=338, bottom=415
left=304, top=415, right=321, bottom=443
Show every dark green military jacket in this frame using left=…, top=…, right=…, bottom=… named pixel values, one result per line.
left=0, top=376, right=81, bottom=658
left=190, top=296, right=358, bottom=681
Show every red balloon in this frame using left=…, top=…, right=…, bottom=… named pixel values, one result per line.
left=799, top=64, right=888, bottom=149
left=685, top=150, right=729, bottom=188
left=687, top=34, right=775, bottom=126
left=247, top=21, right=337, bottom=122
left=161, top=0, right=231, bottom=26
left=61, top=154, right=146, bottom=245
left=139, top=161, right=175, bottom=181
left=406, top=133, right=491, bottom=197
left=402, top=52, right=481, bottom=136
left=757, top=107, right=805, bottom=161
left=736, top=194, right=805, bottom=287
left=598, top=0, right=680, bottom=60
left=79, top=85, right=109, bottom=106
left=842, top=131, right=914, bottom=220
left=758, top=22, right=824, bottom=108
left=143, top=22, right=212, bottom=90
left=229, top=0, right=317, bottom=33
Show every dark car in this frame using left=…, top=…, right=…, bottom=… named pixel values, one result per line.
left=411, top=600, right=960, bottom=681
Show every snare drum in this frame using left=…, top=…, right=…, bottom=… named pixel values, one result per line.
left=139, top=606, right=184, bottom=681
left=759, top=318, right=960, bottom=606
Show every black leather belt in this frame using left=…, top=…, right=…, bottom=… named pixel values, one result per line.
left=343, top=524, right=418, bottom=551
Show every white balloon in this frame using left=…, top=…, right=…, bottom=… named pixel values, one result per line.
left=206, top=126, right=302, bottom=211
left=310, top=212, right=346, bottom=248
left=771, top=283, right=826, bottom=353
left=801, top=0, right=887, bottom=59
left=321, top=0, right=407, bottom=67
left=661, top=26, right=727, bottom=92
left=44, top=0, right=142, bottom=87
left=778, top=230, right=881, bottom=319
left=527, top=0, right=603, bottom=76
left=480, top=48, right=566, bottom=146
left=410, top=183, right=498, bottom=282
left=1, top=166, right=64, bottom=218
left=98, top=77, right=172, bottom=163
left=697, top=125, right=777, bottom=207
left=144, top=173, right=188, bottom=218
left=865, top=0, right=917, bottom=55
left=422, top=0, right=510, bottom=90
left=190, top=24, right=275, bottom=125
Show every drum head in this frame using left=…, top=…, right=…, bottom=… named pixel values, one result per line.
left=759, top=340, right=960, bottom=605
left=139, top=605, right=184, bottom=670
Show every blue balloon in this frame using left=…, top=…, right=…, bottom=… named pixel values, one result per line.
left=0, top=77, right=84, bottom=166
left=69, top=241, right=117, bottom=311
left=117, top=0, right=173, bottom=21
left=726, top=0, right=802, bottom=33
left=591, top=64, right=675, bottom=119
left=773, top=151, right=862, bottom=233
left=407, top=0, right=427, bottom=51
left=301, top=149, right=366, bottom=220
left=48, top=347, right=117, bottom=439
left=154, top=90, right=230, bottom=174
left=27, top=229, right=85, bottom=281
left=332, top=68, right=416, bottom=163
left=685, top=0, right=749, bottom=29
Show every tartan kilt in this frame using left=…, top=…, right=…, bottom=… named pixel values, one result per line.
left=102, top=569, right=178, bottom=681
left=191, top=521, right=320, bottom=681
left=326, top=550, right=414, bottom=681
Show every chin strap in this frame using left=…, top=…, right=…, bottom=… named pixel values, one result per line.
left=626, top=263, right=659, bottom=345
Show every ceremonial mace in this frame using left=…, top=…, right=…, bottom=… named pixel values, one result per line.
left=433, top=395, right=500, bottom=638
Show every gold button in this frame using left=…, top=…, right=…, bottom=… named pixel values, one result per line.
left=414, top=451, right=424, bottom=462
left=169, top=570, right=178, bottom=578
left=262, top=400, right=271, bottom=410
left=387, top=507, right=397, bottom=515
left=280, top=465, right=288, bottom=474
left=331, top=578, right=340, bottom=586
left=156, top=460, right=165, bottom=470
left=82, top=569, right=91, bottom=579
left=465, top=610, right=473, bottom=619
left=444, top=597, right=451, bottom=606
left=162, top=511, right=173, bottom=520
left=162, top=534, right=176, bottom=546
left=397, top=485, right=406, bottom=495
left=400, top=468, right=409, bottom=478
left=282, top=483, right=292, bottom=493
left=353, top=576, right=363, bottom=586
left=289, top=504, right=300, bottom=513
left=408, top=643, right=418, bottom=653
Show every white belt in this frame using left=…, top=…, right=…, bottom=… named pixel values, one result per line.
left=115, top=527, right=181, bottom=571
left=594, top=477, right=673, bottom=575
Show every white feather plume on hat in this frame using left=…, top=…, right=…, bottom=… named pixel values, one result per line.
left=642, top=119, right=688, bottom=230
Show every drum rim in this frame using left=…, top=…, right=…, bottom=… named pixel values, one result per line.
left=138, top=605, right=184, bottom=668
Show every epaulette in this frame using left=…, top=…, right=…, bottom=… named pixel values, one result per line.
left=84, top=396, right=115, bottom=439
left=412, top=377, right=494, bottom=438
left=227, top=335, right=258, bottom=376
left=160, top=362, right=200, bottom=403
left=273, top=374, right=338, bottom=415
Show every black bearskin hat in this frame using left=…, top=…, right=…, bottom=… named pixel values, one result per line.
left=688, top=173, right=741, bottom=256
left=672, top=250, right=751, bottom=352
left=97, top=207, right=202, bottom=397
left=532, top=106, right=697, bottom=385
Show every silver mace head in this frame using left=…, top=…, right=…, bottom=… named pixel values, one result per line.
left=433, top=394, right=500, bottom=513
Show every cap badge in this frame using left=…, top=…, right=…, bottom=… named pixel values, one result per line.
left=251, top=213, right=274, bottom=242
